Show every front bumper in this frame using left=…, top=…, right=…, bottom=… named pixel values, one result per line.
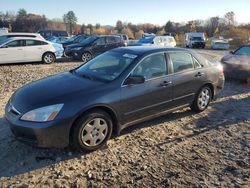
left=5, top=102, right=72, bottom=148
left=64, top=48, right=82, bottom=59
left=192, top=42, right=205, bottom=48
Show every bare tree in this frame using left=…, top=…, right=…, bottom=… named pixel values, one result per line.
left=224, top=11, right=235, bottom=26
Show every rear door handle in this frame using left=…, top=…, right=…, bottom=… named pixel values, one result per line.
left=160, top=81, right=172, bottom=87
left=195, top=72, right=204, bottom=77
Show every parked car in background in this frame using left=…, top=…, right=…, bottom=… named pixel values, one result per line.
left=132, top=36, right=176, bottom=47
left=185, top=32, right=206, bottom=48
left=46, top=36, right=69, bottom=44
left=0, top=37, right=63, bottom=64
left=0, top=27, right=8, bottom=35
left=37, top=29, right=69, bottom=39
left=221, top=44, right=250, bottom=81
left=112, top=34, right=129, bottom=46
left=211, top=39, right=230, bottom=50
left=5, top=46, right=224, bottom=151
left=64, top=35, right=125, bottom=63
left=61, top=34, right=89, bottom=48
left=0, top=32, right=45, bottom=41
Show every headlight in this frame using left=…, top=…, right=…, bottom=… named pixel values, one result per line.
left=73, top=47, right=82, bottom=51
left=21, top=104, right=64, bottom=122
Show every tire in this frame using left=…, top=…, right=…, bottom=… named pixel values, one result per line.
left=191, top=86, right=212, bottom=112
left=42, top=52, right=55, bottom=64
left=81, top=52, right=92, bottom=63
left=70, top=110, right=113, bottom=151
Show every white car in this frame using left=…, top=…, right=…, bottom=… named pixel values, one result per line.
left=0, top=32, right=45, bottom=41
left=136, top=36, right=176, bottom=47
left=0, top=37, right=64, bottom=64
left=211, top=39, right=230, bottom=50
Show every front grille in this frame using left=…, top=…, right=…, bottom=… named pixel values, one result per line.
left=7, top=103, right=21, bottom=116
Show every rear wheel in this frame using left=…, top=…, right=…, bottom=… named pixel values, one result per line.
left=81, top=52, right=92, bottom=64
left=70, top=110, right=113, bottom=151
left=191, top=86, right=212, bottom=112
left=42, top=52, right=55, bottom=64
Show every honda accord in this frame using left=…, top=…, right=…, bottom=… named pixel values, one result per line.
left=5, top=46, right=224, bottom=151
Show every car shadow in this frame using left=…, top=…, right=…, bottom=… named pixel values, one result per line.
left=0, top=84, right=249, bottom=178
left=154, top=96, right=249, bottom=147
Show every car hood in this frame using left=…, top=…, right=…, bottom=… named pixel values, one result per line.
left=11, top=72, right=105, bottom=113
left=221, top=54, right=250, bottom=71
left=221, top=54, right=234, bottom=62
left=67, top=43, right=88, bottom=49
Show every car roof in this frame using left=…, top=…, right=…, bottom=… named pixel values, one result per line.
left=6, top=37, right=46, bottom=41
left=94, top=35, right=121, bottom=38
left=1, top=32, right=41, bottom=36
left=111, top=46, right=189, bottom=56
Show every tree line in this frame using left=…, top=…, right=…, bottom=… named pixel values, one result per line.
left=1, top=9, right=250, bottom=47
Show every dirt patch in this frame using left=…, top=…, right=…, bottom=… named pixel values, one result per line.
left=0, top=51, right=249, bottom=187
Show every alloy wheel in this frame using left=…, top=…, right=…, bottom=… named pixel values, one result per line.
left=197, top=88, right=210, bottom=110
left=81, top=118, right=108, bottom=147
left=82, top=53, right=91, bottom=63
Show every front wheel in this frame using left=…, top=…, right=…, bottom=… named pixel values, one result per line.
left=42, top=52, right=55, bottom=64
left=70, top=110, right=113, bottom=151
left=191, top=86, right=212, bottom=112
left=81, top=52, right=92, bottom=64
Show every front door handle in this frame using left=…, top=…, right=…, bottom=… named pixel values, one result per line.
left=195, top=72, right=204, bottom=77
left=160, top=81, right=172, bottom=87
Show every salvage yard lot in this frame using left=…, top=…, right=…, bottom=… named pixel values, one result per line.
left=0, top=49, right=249, bottom=187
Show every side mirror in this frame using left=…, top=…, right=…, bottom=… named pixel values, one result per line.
left=124, top=75, right=145, bottom=86
left=229, top=51, right=234, bottom=54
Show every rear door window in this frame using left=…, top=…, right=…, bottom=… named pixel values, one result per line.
left=169, top=52, right=195, bottom=73
left=107, top=36, right=117, bottom=44
left=94, top=37, right=106, bottom=45
left=25, top=39, right=42, bottom=46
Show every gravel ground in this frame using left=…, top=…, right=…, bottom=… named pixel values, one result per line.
left=0, top=50, right=249, bottom=187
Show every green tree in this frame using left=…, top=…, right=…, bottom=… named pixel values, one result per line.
left=95, top=23, right=101, bottom=29
left=116, top=20, right=123, bottom=33
left=87, top=24, right=94, bottom=34
left=164, top=21, right=175, bottom=33
left=17, top=8, right=27, bottom=17
left=63, top=11, right=77, bottom=35
left=81, top=24, right=86, bottom=34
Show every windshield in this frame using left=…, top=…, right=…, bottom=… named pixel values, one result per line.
left=80, top=36, right=98, bottom=45
left=0, top=35, right=8, bottom=42
left=234, top=46, right=250, bottom=56
left=0, top=38, right=11, bottom=46
left=138, top=37, right=154, bottom=44
left=77, top=36, right=89, bottom=43
left=67, top=35, right=79, bottom=42
left=191, top=37, right=203, bottom=41
left=74, top=51, right=137, bottom=82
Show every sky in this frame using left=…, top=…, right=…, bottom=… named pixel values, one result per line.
left=1, top=0, right=250, bottom=25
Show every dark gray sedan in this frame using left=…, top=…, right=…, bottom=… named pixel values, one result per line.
left=5, top=46, right=225, bottom=151
left=221, top=44, right=250, bottom=81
